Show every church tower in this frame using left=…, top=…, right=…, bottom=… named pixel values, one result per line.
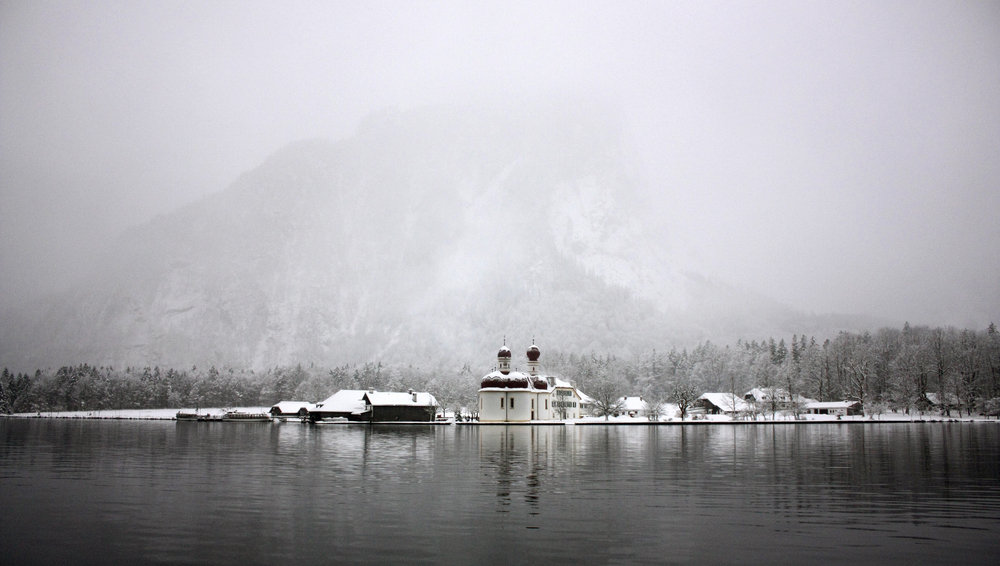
left=526, top=342, right=540, bottom=376
left=497, top=340, right=512, bottom=375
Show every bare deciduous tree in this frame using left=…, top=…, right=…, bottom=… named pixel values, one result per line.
left=642, top=397, right=663, bottom=421
left=589, top=375, right=626, bottom=420
left=667, top=381, right=700, bottom=421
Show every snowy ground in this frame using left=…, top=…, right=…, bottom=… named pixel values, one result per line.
left=572, top=411, right=999, bottom=424
left=5, top=408, right=996, bottom=423
left=6, top=408, right=271, bottom=420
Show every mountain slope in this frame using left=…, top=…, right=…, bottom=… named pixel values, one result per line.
left=0, top=104, right=876, bottom=371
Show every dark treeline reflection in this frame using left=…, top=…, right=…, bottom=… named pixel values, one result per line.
left=3, top=322, right=1000, bottom=418
left=1, top=420, right=998, bottom=565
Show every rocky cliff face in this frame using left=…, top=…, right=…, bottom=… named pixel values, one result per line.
left=1, top=104, right=866, bottom=371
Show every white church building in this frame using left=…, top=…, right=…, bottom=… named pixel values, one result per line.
left=478, top=342, right=586, bottom=422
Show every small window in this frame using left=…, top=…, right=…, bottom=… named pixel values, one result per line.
left=501, top=397, right=504, bottom=409
left=531, top=399, right=535, bottom=409
left=545, top=399, right=548, bottom=410
left=510, top=397, right=515, bottom=409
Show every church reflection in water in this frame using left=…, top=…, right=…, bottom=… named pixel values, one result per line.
left=477, top=425, right=574, bottom=517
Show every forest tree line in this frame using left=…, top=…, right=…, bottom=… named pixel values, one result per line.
left=0, top=362, right=478, bottom=416
left=544, top=322, right=1000, bottom=418
left=3, top=323, right=999, bottom=417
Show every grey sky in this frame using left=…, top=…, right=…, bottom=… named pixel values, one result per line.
left=2, top=0, right=998, bottom=328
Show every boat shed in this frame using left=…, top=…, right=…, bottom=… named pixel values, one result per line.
left=361, top=390, right=437, bottom=422
left=309, top=390, right=369, bottom=422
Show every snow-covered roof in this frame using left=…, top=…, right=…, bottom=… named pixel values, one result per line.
left=551, top=378, right=590, bottom=402
left=744, top=387, right=788, bottom=401
left=363, top=391, right=437, bottom=407
left=270, top=401, right=316, bottom=414
left=924, top=392, right=960, bottom=405
left=480, top=371, right=552, bottom=391
left=617, top=396, right=647, bottom=412
left=477, top=372, right=591, bottom=401
left=744, top=388, right=813, bottom=404
left=804, top=401, right=859, bottom=409
left=313, top=390, right=368, bottom=413
left=699, top=393, right=749, bottom=412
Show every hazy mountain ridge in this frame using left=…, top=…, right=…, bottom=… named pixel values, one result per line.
left=1, top=105, right=881, bottom=372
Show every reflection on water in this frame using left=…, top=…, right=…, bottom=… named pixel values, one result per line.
left=1, top=420, right=998, bottom=565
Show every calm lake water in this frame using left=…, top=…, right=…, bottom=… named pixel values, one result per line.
left=2, top=419, right=999, bottom=565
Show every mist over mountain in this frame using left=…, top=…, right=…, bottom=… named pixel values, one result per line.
left=1, top=104, right=881, bottom=372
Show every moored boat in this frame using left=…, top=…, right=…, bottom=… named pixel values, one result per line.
left=176, top=412, right=222, bottom=421
left=222, top=411, right=272, bottom=422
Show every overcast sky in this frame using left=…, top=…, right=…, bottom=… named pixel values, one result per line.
left=1, top=0, right=998, bottom=328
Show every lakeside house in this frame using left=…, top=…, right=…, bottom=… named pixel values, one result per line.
left=309, top=389, right=368, bottom=421
left=697, top=393, right=749, bottom=415
left=617, top=396, right=646, bottom=417
left=803, top=401, right=862, bottom=416
left=309, top=389, right=437, bottom=422
left=921, top=392, right=961, bottom=412
left=478, top=342, right=588, bottom=422
left=361, top=390, right=437, bottom=422
left=744, top=387, right=814, bottom=411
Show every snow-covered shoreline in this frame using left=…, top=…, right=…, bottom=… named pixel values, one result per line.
left=4, top=408, right=997, bottom=424
left=4, top=408, right=270, bottom=420
left=574, top=412, right=1000, bottom=423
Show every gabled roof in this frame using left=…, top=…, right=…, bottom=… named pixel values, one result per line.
left=550, top=377, right=572, bottom=388
left=271, top=401, right=316, bottom=413
left=554, top=378, right=592, bottom=403
left=313, top=390, right=368, bottom=413
left=363, top=391, right=437, bottom=407
left=617, top=396, right=646, bottom=412
left=804, top=401, right=860, bottom=410
left=551, top=378, right=585, bottom=399
left=744, top=387, right=789, bottom=401
left=924, top=392, right=960, bottom=405
left=744, top=388, right=813, bottom=404
left=699, top=392, right=749, bottom=412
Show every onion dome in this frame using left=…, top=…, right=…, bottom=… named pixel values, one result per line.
left=526, top=344, right=540, bottom=362
left=498, top=346, right=512, bottom=358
